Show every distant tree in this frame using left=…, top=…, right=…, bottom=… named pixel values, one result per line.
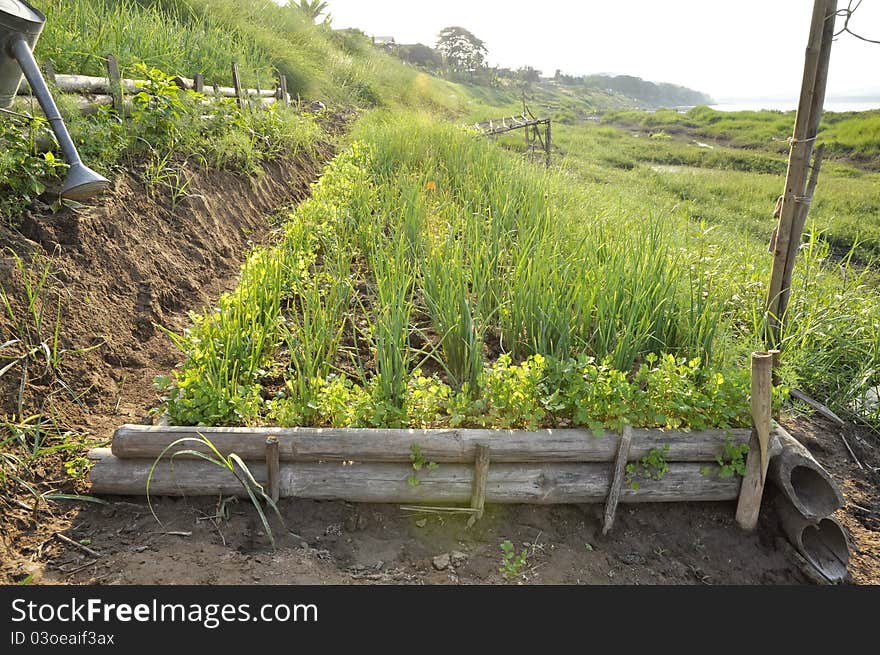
left=292, top=0, right=331, bottom=24
left=399, top=43, right=442, bottom=69
left=436, top=26, right=487, bottom=74
left=518, top=66, right=541, bottom=84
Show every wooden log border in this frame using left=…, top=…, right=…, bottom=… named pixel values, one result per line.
left=88, top=448, right=741, bottom=504
left=109, top=424, right=752, bottom=464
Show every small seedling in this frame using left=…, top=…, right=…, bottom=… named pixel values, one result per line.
left=407, top=443, right=438, bottom=487
left=147, top=433, right=287, bottom=549
left=701, top=435, right=749, bottom=478
left=499, top=539, right=529, bottom=580
left=626, top=445, right=670, bottom=490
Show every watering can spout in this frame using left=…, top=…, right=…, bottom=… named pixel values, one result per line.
left=1, top=0, right=109, bottom=201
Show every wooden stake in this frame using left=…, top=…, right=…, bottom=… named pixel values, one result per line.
left=54, top=533, right=102, bottom=559
left=603, top=426, right=632, bottom=535
left=545, top=121, right=551, bottom=167
left=790, top=388, right=845, bottom=427
left=766, top=0, right=837, bottom=347
left=467, top=445, right=490, bottom=526
left=104, top=53, right=123, bottom=113
left=193, top=73, right=205, bottom=94
left=736, top=352, right=774, bottom=530
left=43, top=59, right=56, bottom=86
left=266, top=436, right=280, bottom=504
left=279, top=74, right=289, bottom=106
left=231, top=62, right=244, bottom=109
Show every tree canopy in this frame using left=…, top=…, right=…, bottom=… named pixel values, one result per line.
left=436, top=26, right=487, bottom=72
left=291, top=0, right=330, bottom=24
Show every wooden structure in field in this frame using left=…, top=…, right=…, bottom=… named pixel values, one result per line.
left=473, top=102, right=551, bottom=166
left=11, top=56, right=291, bottom=116
left=89, top=352, right=849, bottom=582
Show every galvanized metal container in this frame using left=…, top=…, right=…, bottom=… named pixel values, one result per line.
left=0, top=0, right=45, bottom=109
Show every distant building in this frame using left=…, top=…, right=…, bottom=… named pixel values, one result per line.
left=371, top=36, right=399, bottom=54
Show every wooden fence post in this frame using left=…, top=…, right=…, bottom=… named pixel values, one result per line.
left=43, top=59, right=56, bottom=86
left=736, top=352, right=774, bottom=530
left=193, top=73, right=204, bottom=94
left=278, top=74, right=289, bottom=106
left=544, top=121, right=551, bottom=167
left=231, top=62, right=244, bottom=108
left=104, top=53, right=123, bottom=113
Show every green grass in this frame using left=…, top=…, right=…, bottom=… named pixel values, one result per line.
left=33, top=0, right=465, bottom=111
left=552, top=124, right=880, bottom=261
left=604, top=105, right=880, bottom=165
left=156, top=111, right=880, bottom=428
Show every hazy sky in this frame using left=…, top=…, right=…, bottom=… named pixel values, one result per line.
left=320, top=1, right=880, bottom=100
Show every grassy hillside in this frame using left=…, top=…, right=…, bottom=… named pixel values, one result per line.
left=33, top=0, right=463, bottom=110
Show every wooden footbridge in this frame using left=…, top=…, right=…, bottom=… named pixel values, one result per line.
left=473, top=103, right=551, bottom=166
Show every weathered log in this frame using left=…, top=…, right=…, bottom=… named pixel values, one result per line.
left=88, top=449, right=740, bottom=503
left=12, top=94, right=114, bottom=116
left=775, top=495, right=849, bottom=583
left=769, top=424, right=844, bottom=520
left=17, top=73, right=140, bottom=95
left=16, top=73, right=275, bottom=98
left=109, top=424, right=751, bottom=464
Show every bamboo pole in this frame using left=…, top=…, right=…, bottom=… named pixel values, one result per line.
left=778, top=143, right=826, bottom=332
left=775, top=495, right=849, bottom=583
left=765, top=0, right=837, bottom=347
left=769, top=423, right=844, bottom=520
left=110, top=424, right=751, bottom=464
left=735, top=352, right=774, bottom=530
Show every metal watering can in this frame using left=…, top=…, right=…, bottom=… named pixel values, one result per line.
left=1, top=0, right=108, bottom=200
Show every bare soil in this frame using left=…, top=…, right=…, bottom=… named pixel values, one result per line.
left=1, top=150, right=878, bottom=586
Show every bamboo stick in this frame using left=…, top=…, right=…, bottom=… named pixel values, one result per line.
left=110, top=424, right=751, bottom=464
